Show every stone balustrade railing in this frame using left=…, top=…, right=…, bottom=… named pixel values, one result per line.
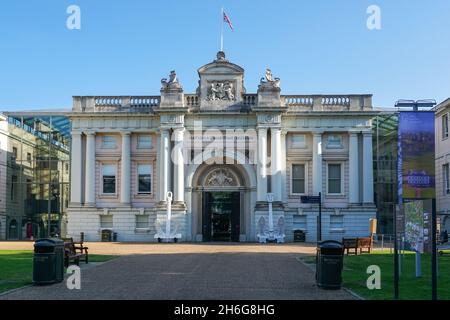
left=73, top=94, right=372, bottom=112
left=73, top=96, right=161, bottom=112
left=185, top=94, right=200, bottom=107
left=282, top=94, right=372, bottom=111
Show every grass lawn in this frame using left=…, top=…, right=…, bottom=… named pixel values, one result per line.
left=0, top=250, right=117, bottom=294
left=342, top=250, right=450, bottom=300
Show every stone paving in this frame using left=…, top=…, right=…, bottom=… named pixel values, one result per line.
left=0, top=242, right=354, bottom=300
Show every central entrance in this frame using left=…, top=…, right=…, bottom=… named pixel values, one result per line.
left=202, top=192, right=240, bottom=242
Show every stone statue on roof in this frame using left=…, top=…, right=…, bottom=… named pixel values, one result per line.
left=161, top=70, right=181, bottom=90
left=260, top=68, right=280, bottom=88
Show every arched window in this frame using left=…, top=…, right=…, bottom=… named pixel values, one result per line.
left=9, top=219, right=18, bottom=240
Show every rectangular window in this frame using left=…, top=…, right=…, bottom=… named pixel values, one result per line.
left=292, top=164, right=306, bottom=194
left=444, top=164, right=450, bottom=195
left=135, top=215, right=149, bottom=229
left=137, top=135, right=152, bottom=149
left=327, top=135, right=343, bottom=148
left=291, top=134, right=306, bottom=148
left=27, top=152, right=32, bottom=162
left=102, top=136, right=117, bottom=149
left=328, top=164, right=342, bottom=194
left=443, top=114, right=449, bottom=139
left=102, top=164, right=116, bottom=194
left=12, top=147, right=17, bottom=159
left=330, top=215, right=344, bottom=230
left=26, top=179, right=32, bottom=199
left=11, top=175, right=17, bottom=200
left=293, top=215, right=307, bottom=230
left=100, top=215, right=113, bottom=229
left=137, top=164, right=152, bottom=194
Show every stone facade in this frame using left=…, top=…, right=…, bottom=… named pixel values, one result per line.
left=435, top=98, right=450, bottom=231
left=67, top=52, right=377, bottom=242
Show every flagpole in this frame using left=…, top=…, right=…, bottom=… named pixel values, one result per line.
left=220, top=7, right=224, bottom=52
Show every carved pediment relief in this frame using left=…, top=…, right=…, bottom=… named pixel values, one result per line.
left=207, top=81, right=236, bottom=101
left=197, top=52, right=245, bottom=109
left=204, top=168, right=238, bottom=187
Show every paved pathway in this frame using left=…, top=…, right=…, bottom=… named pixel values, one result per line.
left=0, top=243, right=354, bottom=300
left=0, top=241, right=317, bottom=255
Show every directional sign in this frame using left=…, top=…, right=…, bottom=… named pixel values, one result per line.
left=301, top=196, right=321, bottom=204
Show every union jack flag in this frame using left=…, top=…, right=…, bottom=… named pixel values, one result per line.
left=223, top=11, right=234, bottom=31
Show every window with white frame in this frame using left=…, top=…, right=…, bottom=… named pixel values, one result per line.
left=102, top=164, right=116, bottom=194
left=102, top=135, right=117, bottom=149
left=330, top=215, right=344, bottom=230
left=137, top=135, right=152, bottom=149
left=292, top=164, right=306, bottom=194
left=444, top=164, right=450, bottom=195
left=135, top=215, right=149, bottom=228
left=327, top=135, right=343, bottom=148
left=291, top=134, right=306, bottom=148
left=327, top=163, right=342, bottom=194
left=100, top=215, right=113, bottom=229
left=443, top=114, right=449, bottom=139
left=293, top=215, right=307, bottom=230
left=137, top=164, right=152, bottom=194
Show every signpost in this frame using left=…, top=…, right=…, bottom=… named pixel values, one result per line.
left=301, top=192, right=322, bottom=242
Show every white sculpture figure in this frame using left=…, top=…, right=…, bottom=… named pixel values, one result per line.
left=260, top=68, right=281, bottom=88
left=224, top=82, right=235, bottom=100
left=257, top=193, right=285, bottom=243
left=161, top=70, right=181, bottom=90
left=154, top=191, right=182, bottom=242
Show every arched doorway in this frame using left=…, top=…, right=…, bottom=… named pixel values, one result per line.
left=201, top=167, right=242, bottom=242
left=187, top=159, right=257, bottom=242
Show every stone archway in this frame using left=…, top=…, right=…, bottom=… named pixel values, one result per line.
left=186, top=153, right=257, bottom=242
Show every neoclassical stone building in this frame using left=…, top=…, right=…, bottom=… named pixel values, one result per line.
left=68, top=52, right=377, bottom=242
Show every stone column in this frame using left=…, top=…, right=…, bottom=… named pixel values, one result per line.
left=173, top=128, right=185, bottom=203
left=363, top=132, right=374, bottom=204
left=312, top=133, right=323, bottom=195
left=70, top=131, right=83, bottom=205
left=120, top=132, right=131, bottom=205
left=349, top=132, right=359, bottom=204
left=84, top=132, right=96, bottom=206
left=257, top=128, right=268, bottom=202
left=159, top=129, right=171, bottom=202
left=271, top=128, right=282, bottom=202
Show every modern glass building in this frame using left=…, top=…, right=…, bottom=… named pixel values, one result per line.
left=372, top=111, right=398, bottom=235
left=0, top=112, right=70, bottom=240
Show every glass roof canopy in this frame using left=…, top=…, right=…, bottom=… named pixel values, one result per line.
left=3, top=110, right=71, bottom=139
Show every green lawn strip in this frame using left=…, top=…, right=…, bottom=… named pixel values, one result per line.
left=0, top=250, right=117, bottom=294
left=297, top=250, right=450, bottom=300
left=342, top=250, right=450, bottom=300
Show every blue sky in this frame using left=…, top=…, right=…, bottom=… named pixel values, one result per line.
left=0, top=0, right=449, bottom=110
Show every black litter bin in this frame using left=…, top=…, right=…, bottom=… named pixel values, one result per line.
left=101, top=229, right=112, bottom=242
left=316, top=240, right=344, bottom=289
left=33, top=238, right=64, bottom=285
left=294, top=230, right=306, bottom=242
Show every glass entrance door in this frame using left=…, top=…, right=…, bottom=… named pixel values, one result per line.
left=202, top=192, right=240, bottom=242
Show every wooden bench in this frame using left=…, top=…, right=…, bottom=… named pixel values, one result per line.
left=342, top=237, right=373, bottom=255
left=357, top=237, right=373, bottom=254
left=63, top=238, right=89, bottom=268
left=342, top=238, right=358, bottom=255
